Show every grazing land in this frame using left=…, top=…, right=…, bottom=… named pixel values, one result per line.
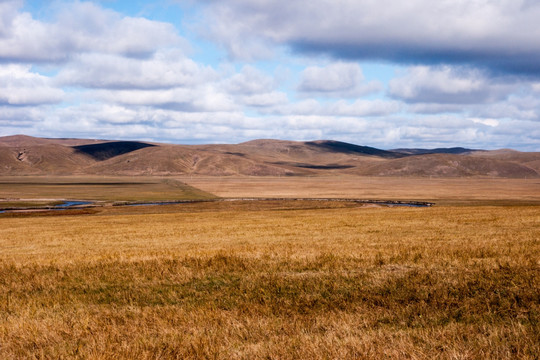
left=184, top=176, right=540, bottom=206
left=0, top=176, right=539, bottom=359
left=0, top=176, right=216, bottom=208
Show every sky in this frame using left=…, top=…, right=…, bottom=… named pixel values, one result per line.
left=1, top=0, right=540, bottom=150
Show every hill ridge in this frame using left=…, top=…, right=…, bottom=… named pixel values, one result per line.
left=0, top=135, right=538, bottom=178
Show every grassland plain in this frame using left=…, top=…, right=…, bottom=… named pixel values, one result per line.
left=182, top=176, right=540, bottom=206
left=0, top=176, right=216, bottom=207
left=0, top=193, right=539, bottom=359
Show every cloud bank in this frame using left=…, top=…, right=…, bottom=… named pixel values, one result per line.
left=199, top=0, right=540, bottom=75
left=0, top=0, right=538, bottom=151
left=0, top=1, right=182, bottom=63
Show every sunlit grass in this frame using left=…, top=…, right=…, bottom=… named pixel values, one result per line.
left=1, top=203, right=539, bottom=359
left=0, top=176, right=216, bottom=203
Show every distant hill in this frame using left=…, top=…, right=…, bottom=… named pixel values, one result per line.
left=391, top=147, right=479, bottom=155
left=306, top=140, right=403, bottom=158
left=0, top=135, right=538, bottom=178
left=353, top=153, right=538, bottom=178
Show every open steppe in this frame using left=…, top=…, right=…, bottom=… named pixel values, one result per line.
left=1, top=134, right=539, bottom=359
left=183, top=176, right=540, bottom=206
left=0, top=174, right=539, bottom=359
left=0, top=176, right=216, bottom=208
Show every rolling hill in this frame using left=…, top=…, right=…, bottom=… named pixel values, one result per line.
left=0, top=135, right=538, bottom=178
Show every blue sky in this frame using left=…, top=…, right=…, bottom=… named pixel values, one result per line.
left=1, top=0, right=540, bottom=150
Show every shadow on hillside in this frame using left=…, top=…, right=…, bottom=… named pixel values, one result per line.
left=273, top=161, right=355, bottom=170
left=305, top=140, right=403, bottom=158
left=73, top=141, right=156, bottom=161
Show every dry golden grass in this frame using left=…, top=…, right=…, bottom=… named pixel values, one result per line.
left=182, top=176, right=540, bottom=205
left=0, top=176, right=216, bottom=204
left=1, top=200, right=539, bottom=359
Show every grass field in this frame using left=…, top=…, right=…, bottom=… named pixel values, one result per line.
left=183, top=176, right=540, bottom=205
left=0, top=176, right=539, bottom=359
left=0, top=176, right=216, bottom=207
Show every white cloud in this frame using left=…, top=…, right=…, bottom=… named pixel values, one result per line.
left=241, top=92, right=288, bottom=107
left=389, top=66, right=512, bottom=104
left=0, top=1, right=183, bottom=63
left=0, top=105, right=44, bottom=127
left=221, top=65, right=276, bottom=94
left=219, top=65, right=289, bottom=108
left=298, top=62, right=382, bottom=97
left=471, top=102, right=538, bottom=122
left=94, top=85, right=238, bottom=113
left=3, top=96, right=539, bottom=150
left=190, top=85, right=238, bottom=112
left=36, top=103, right=251, bottom=142
left=94, top=88, right=196, bottom=106
left=57, top=50, right=216, bottom=89
left=407, top=103, right=466, bottom=114
left=263, top=98, right=401, bottom=117
left=0, top=1, right=538, bottom=151
left=266, top=99, right=322, bottom=116
left=0, top=0, right=21, bottom=38
left=0, top=64, right=63, bottom=105
left=196, top=0, right=540, bottom=74
left=470, top=118, right=500, bottom=127
left=299, top=62, right=362, bottom=92
left=328, top=99, right=401, bottom=117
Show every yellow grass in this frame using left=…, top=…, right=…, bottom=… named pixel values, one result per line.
left=183, top=176, right=540, bottom=205
left=0, top=176, right=216, bottom=205
left=1, top=199, right=539, bottom=359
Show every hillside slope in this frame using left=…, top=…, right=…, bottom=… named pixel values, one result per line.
left=0, top=135, right=538, bottom=178
left=354, top=154, right=538, bottom=178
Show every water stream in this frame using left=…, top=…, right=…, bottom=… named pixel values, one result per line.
left=55, top=201, right=92, bottom=208
left=0, top=198, right=433, bottom=214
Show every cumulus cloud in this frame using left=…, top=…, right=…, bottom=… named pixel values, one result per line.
left=263, top=98, right=401, bottom=118
left=1, top=1, right=538, bottom=151
left=196, top=0, right=540, bottom=74
left=406, top=103, right=466, bottom=114
left=93, top=85, right=238, bottom=113
left=389, top=66, right=512, bottom=104
left=241, top=92, right=288, bottom=107
left=373, top=115, right=496, bottom=148
left=0, top=0, right=21, bottom=38
left=490, top=120, right=540, bottom=149
left=218, top=65, right=289, bottom=108
left=221, top=65, right=276, bottom=95
left=35, top=103, right=254, bottom=142
left=470, top=95, right=540, bottom=122
left=57, top=50, right=216, bottom=90
left=0, top=1, right=183, bottom=63
left=0, top=64, right=64, bottom=105
left=298, top=62, right=382, bottom=97
left=0, top=105, right=44, bottom=127
left=327, top=99, right=401, bottom=117
left=470, top=118, right=500, bottom=127
left=299, top=63, right=362, bottom=92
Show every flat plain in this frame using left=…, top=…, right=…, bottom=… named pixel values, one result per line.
left=183, top=175, right=540, bottom=205
left=0, top=175, right=539, bottom=359
left=0, top=176, right=216, bottom=205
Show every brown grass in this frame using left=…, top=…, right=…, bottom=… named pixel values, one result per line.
left=0, top=176, right=216, bottom=203
left=183, top=176, right=540, bottom=205
left=1, top=199, right=539, bottom=359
